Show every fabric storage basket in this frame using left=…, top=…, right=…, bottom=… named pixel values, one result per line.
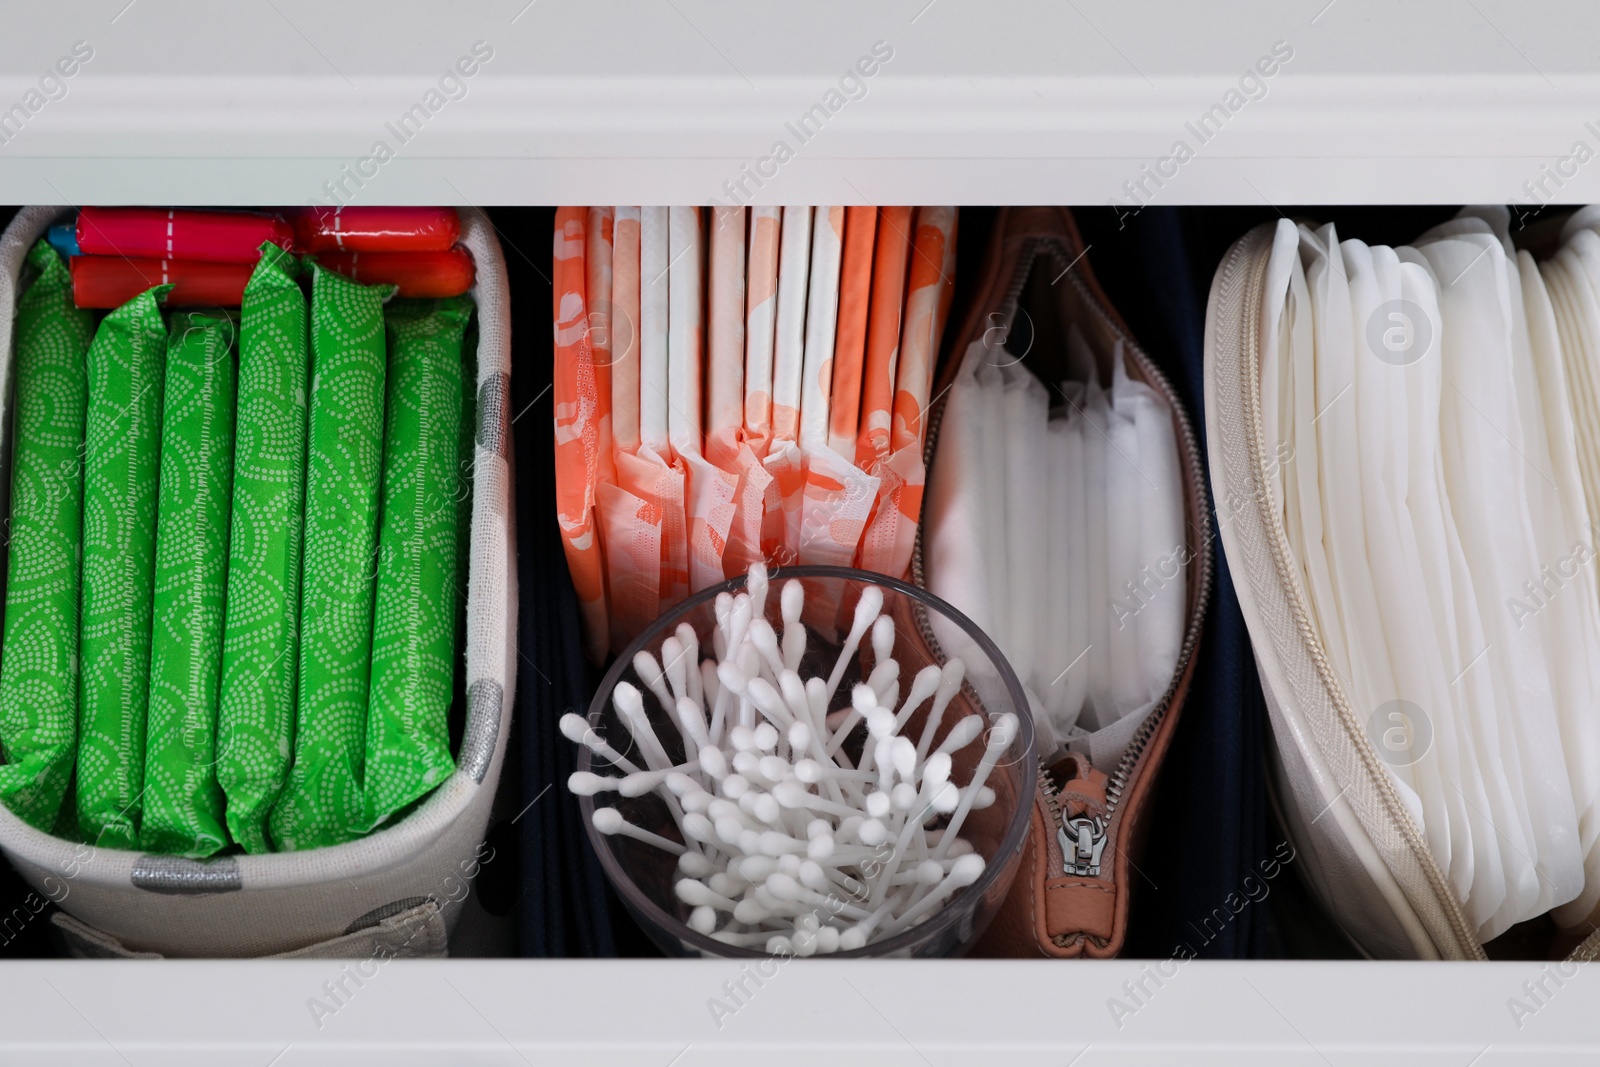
left=0, top=205, right=517, bottom=958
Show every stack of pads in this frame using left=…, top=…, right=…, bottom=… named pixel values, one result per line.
left=0, top=217, right=476, bottom=860
left=1256, top=205, right=1600, bottom=941
left=554, top=206, right=956, bottom=659
left=62, top=206, right=475, bottom=308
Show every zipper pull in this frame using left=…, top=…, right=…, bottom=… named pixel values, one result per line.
left=1058, top=813, right=1107, bottom=877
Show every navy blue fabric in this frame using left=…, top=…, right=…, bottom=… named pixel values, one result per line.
left=503, top=207, right=619, bottom=958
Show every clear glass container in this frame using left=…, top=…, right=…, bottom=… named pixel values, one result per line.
left=578, top=565, right=1036, bottom=958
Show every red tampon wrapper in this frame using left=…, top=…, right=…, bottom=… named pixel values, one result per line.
left=291, top=206, right=461, bottom=253
left=312, top=248, right=475, bottom=298
left=71, top=256, right=253, bottom=308
left=76, top=207, right=292, bottom=264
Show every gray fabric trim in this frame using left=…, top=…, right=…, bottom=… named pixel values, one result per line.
left=477, top=371, right=510, bottom=460
left=131, top=855, right=243, bottom=895
left=460, top=678, right=503, bottom=784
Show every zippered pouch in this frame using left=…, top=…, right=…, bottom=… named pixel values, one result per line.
left=914, top=207, right=1212, bottom=957
left=1204, top=210, right=1600, bottom=963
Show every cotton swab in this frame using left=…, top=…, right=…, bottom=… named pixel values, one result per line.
left=593, top=808, right=687, bottom=855
left=934, top=714, right=1016, bottom=860
left=560, top=713, right=643, bottom=775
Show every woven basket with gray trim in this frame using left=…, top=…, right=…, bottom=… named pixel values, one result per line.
left=0, top=205, right=517, bottom=958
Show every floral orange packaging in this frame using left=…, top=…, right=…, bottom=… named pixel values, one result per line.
left=858, top=206, right=958, bottom=579
left=552, top=207, right=611, bottom=661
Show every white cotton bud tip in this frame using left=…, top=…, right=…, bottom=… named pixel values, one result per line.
left=858, top=818, right=888, bottom=846
left=658, top=636, right=684, bottom=685
left=871, top=615, right=894, bottom=662
left=734, top=899, right=769, bottom=925
left=758, top=756, right=788, bottom=782
left=852, top=585, right=884, bottom=635
left=772, top=780, right=808, bottom=809
left=794, top=759, right=823, bottom=784
left=728, top=725, right=757, bottom=752
left=751, top=619, right=780, bottom=658
left=987, top=713, right=1018, bottom=750
left=699, top=745, right=728, bottom=779
left=838, top=815, right=864, bottom=842
left=940, top=716, right=985, bottom=754
left=764, top=872, right=802, bottom=900
left=950, top=853, right=986, bottom=887
left=891, top=783, right=918, bottom=812
left=711, top=872, right=746, bottom=898
left=618, top=773, right=661, bottom=798
left=865, top=791, right=892, bottom=818
left=788, top=721, right=812, bottom=753
left=632, top=650, right=664, bottom=686
left=688, top=905, right=717, bottom=934
left=866, top=708, right=896, bottom=738
left=916, top=859, right=944, bottom=885
left=613, top=681, right=645, bottom=719
left=922, top=752, right=952, bottom=789
left=682, top=813, right=716, bottom=843
left=806, top=677, right=828, bottom=717
left=678, top=852, right=716, bottom=878
left=663, top=772, right=697, bottom=796
left=717, top=660, right=749, bottom=696
left=566, top=771, right=614, bottom=795
left=721, top=773, right=749, bottom=799
left=852, top=683, right=878, bottom=715
left=782, top=579, right=804, bottom=622
left=558, top=713, right=591, bottom=744
left=752, top=723, right=780, bottom=752
left=767, top=934, right=794, bottom=955
left=816, top=927, right=841, bottom=954
left=739, top=829, right=763, bottom=855
left=971, top=786, right=996, bottom=809
left=716, top=817, right=745, bottom=845
left=932, top=783, right=960, bottom=814
left=760, top=831, right=804, bottom=856
left=591, top=808, right=624, bottom=834
left=732, top=752, right=761, bottom=779
left=682, top=790, right=713, bottom=814
left=707, top=798, right=739, bottom=821
left=676, top=698, right=709, bottom=747
left=715, top=591, right=733, bottom=625
left=807, top=834, right=835, bottom=860
left=892, top=737, right=916, bottom=779
left=778, top=852, right=802, bottom=875
left=807, top=819, right=831, bottom=839
left=947, top=837, right=975, bottom=858
left=675, top=879, right=716, bottom=906
left=752, top=793, right=781, bottom=824
left=839, top=928, right=868, bottom=951
left=739, top=856, right=778, bottom=880
left=799, top=860, right=828, bottom=891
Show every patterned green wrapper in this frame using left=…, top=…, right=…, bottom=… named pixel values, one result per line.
left=0, top=242, right=96, bottom=830
left=450, top=317, right=477, bottom=747
left=269, top=267, right=390, bottom=851
left=77, top=283, right=172, bottom=850
left=217, top=245, right=308, bottom=854
left=361, top=297, right=471, bottom=830
left=140, top=310, right=237, bottom=857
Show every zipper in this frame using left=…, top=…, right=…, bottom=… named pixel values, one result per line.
left=911, top=235, right=1213, bottom=880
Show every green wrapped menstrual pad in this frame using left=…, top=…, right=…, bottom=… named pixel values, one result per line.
left=140, top=310, right=237, bottom=857
left=362, top=297, right=470, bottom=831
left=269, top=266, right=389, bottom=851
left=77, top=283, right=171, bottom=850
left=217, top=244, right=308, bottom=854
left=0, top=242, right=96, bottom=830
